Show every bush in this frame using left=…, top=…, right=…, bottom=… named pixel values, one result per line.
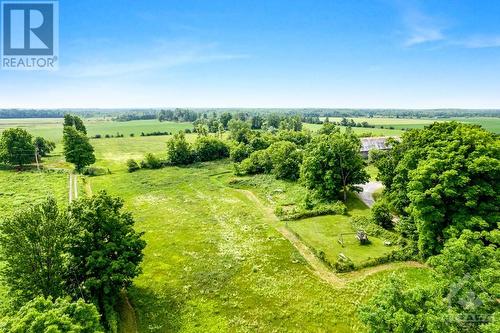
left=240, top=150, right=273, bottom=175
left=81, top=167, right=109, bottom=176
left=166, top=131, right=195, bottom=165
left=267, top=141, right=302, bottom=180
left=335, top=253, right=355, bottom=272
left=126, top=159, right=140, bottom=172
left=142, top=153, right=162, bottom=169
left=229, top=142, right=250, bottom=162
left=371, top=200, right=393, bottom=229
left=193, top=136, right=229, bottom=162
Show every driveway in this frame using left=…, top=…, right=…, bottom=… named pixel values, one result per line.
left=357, top=181, right=383, bottom=208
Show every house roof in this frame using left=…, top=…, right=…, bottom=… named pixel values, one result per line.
left=360, top=137, right=395, bottom=152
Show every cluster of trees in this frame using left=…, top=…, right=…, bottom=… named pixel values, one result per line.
left=232, top=121, right=369, bottom=202
left=158, top=109, right=198, bottom=122
left=63, top=115, right=96, bottom=172
left=360, top=122, right=499, bottom=332
left=127, top=131, right=230, bottom=172
left=0, top=192, right=146, bottom=331
left=0, top=128, right=55, bottom=168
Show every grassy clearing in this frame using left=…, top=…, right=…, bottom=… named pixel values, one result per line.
left=0, top=169, right=68, bottom=214
left=287, top=215, right=395, bottom=268
left=85, top=160, right=430, bottom=332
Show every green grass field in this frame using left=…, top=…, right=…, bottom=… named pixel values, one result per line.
left=316, top=116, right=500, bottom=133
left=0, top=118, right=193, bottom=143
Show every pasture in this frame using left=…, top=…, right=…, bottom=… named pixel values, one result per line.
left=315, top=116, right=500, bottom=133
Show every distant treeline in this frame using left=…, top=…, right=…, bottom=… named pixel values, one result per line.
left=2, top=108, right=500, bottom=120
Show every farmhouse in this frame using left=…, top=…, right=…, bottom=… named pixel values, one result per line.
left=360, top=136, right=395, bottom=158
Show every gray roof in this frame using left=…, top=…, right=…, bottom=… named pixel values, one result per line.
left=360, top=137, right=394, bottom=152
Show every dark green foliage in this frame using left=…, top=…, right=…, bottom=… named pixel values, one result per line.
left=33, top=137, right=56, bottom=157
left=267, top=141, right=302, bottom=180
left=193, top=136, right=230, bottom=162
left=240, top=150, right=273, bottom=175
left=228, top=119, right=252, bottom=144
left=230, top=142, right=250, bottom=162
left=66, top=191, right=146, bottom=313
left=371, top=200, right=393, bottom=229
left=276, top=130, right=312, bottom=146
left=63, top=114, right=87, bottom=134
left=300, top=131, right=369, bottom=201
left=374, top=122, right=499, bottom=257
left=142, top=153, right=162, bottom=169
left=0, top=128, right=35, bottom=167
left=0, top=297, right=103, bottom=333
left=318, top=122, right=340, bottom=135
left=361, top=229, right=499, bottom=333
left=63, top=126, right=96, bottom=172
left=0, top=198, right=70, bottom=303
left=334, top=254, right=355, bottom=272
left=166, top=131, right=195, bottom=165
left=248, top=134, right=273, bottom=151
left=126, top=159, right=140, bottom=172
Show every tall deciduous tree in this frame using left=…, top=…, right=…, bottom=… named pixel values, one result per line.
left=64, top=114, right=87, bottom=134
left=0, top=197, right=71, bottom=302
left=0, top=128, right=35, bottom=167
left=374, top=122, right=499, bottom=257
left=33, top=136, right=56, bottom=157
left=300, top=131, right=369, bottom=201
left=66, top=191, right=146, bottom=314
left=63, top=126, right=95, bottom=172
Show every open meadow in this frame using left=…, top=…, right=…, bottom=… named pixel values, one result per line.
left=0, top=117, right=436, bottom=332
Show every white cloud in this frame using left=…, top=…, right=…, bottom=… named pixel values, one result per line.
left=59, top=40, right=248, bottom=78
left=455, top=35, right=500, bottom=49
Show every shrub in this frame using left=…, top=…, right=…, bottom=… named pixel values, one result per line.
left=166, top=131, right=195, bottom=165
left=240, top=150, right=273, bottom=175
left=335, top=253, right=355, bottom=272
left=142, top=153, right=162, bottom=169
left=193, top=136, right=229, bottom=162
left=230, top=142, right=250, bottom=162
left=371, top=200, right=393, bottom=229
left=126, top=159, right=140, bottom=172
left=81, top=166, right=109, bottom=176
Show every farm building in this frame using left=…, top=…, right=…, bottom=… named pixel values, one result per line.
left=360, top=137, right=395, bottom=158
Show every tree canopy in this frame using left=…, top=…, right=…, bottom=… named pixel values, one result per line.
left=63, top=126, right=96, bottom=172
left=0, top=128, right=35, bottom=167
left=300, top=130, right=369, bottom=201
left=373, top=122, right=499, bottom=257
left=0, top=297, right=103, bottom=333
left=0, top=197, right=71, bottom=303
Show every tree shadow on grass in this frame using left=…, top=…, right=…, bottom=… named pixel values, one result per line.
left=126, top=285, right=184, bottom=333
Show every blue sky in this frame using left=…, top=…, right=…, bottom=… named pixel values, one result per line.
left=2, top=0, right=500, bottom=108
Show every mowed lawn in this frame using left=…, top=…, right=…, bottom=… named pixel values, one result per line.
left=87, top=161, right=431, bottom=332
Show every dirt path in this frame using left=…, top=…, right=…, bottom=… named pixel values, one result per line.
left=237, top=189, right=426, bottom=287
left=68, top=173, right=74, bottom=203
left=68, top=173, right=78, bottom=203
left=357, top=181, right=383, bottom=208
